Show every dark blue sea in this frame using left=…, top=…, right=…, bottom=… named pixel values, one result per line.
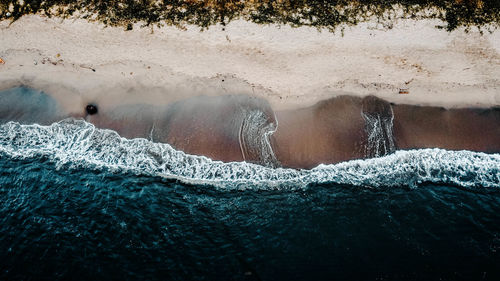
left=0, top=120, right=499, bottom=280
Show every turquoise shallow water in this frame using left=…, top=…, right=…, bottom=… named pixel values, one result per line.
left=0, top=119, right=499, bottom=280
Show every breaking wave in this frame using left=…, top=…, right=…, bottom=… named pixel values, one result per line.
left=0, top=119, right=498, bottom=190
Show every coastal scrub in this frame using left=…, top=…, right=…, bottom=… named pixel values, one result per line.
left=0, top=1, right=498, bottom=32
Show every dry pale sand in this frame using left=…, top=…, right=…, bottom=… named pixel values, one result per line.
left=0, top=14, right=499, bottom=110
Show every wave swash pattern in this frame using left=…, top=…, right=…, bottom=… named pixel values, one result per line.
left=0, top=119, right=499, bottom=190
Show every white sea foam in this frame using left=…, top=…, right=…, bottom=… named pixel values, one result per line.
left=0, top=119, right=499, bottom=189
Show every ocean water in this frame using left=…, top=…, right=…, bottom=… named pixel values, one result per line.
left=0, top=120, right=499, bottom=280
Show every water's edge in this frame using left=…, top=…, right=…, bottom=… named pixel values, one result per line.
left=1, top=119, right=498, bottom=190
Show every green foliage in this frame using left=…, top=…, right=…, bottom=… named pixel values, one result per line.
left=0, top=0, right=498, bottom=31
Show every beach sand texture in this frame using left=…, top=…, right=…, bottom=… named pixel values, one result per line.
left=0, top=15, right=499, bottom=110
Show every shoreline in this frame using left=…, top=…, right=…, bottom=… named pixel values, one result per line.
left=1, top=15, right=499, bottom=110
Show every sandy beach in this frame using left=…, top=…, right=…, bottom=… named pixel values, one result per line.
left=2, top=10, right=500, bottom=281
left=1, top=14, right=499, bottom=110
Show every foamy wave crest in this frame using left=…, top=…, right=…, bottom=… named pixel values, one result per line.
left=0, top=119, right=499, bottom=189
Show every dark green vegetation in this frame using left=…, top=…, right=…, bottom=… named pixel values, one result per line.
left=0, top=1, right=498, bottom=32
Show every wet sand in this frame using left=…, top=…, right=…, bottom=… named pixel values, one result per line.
left=2, top=86, right=499, bottom=169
